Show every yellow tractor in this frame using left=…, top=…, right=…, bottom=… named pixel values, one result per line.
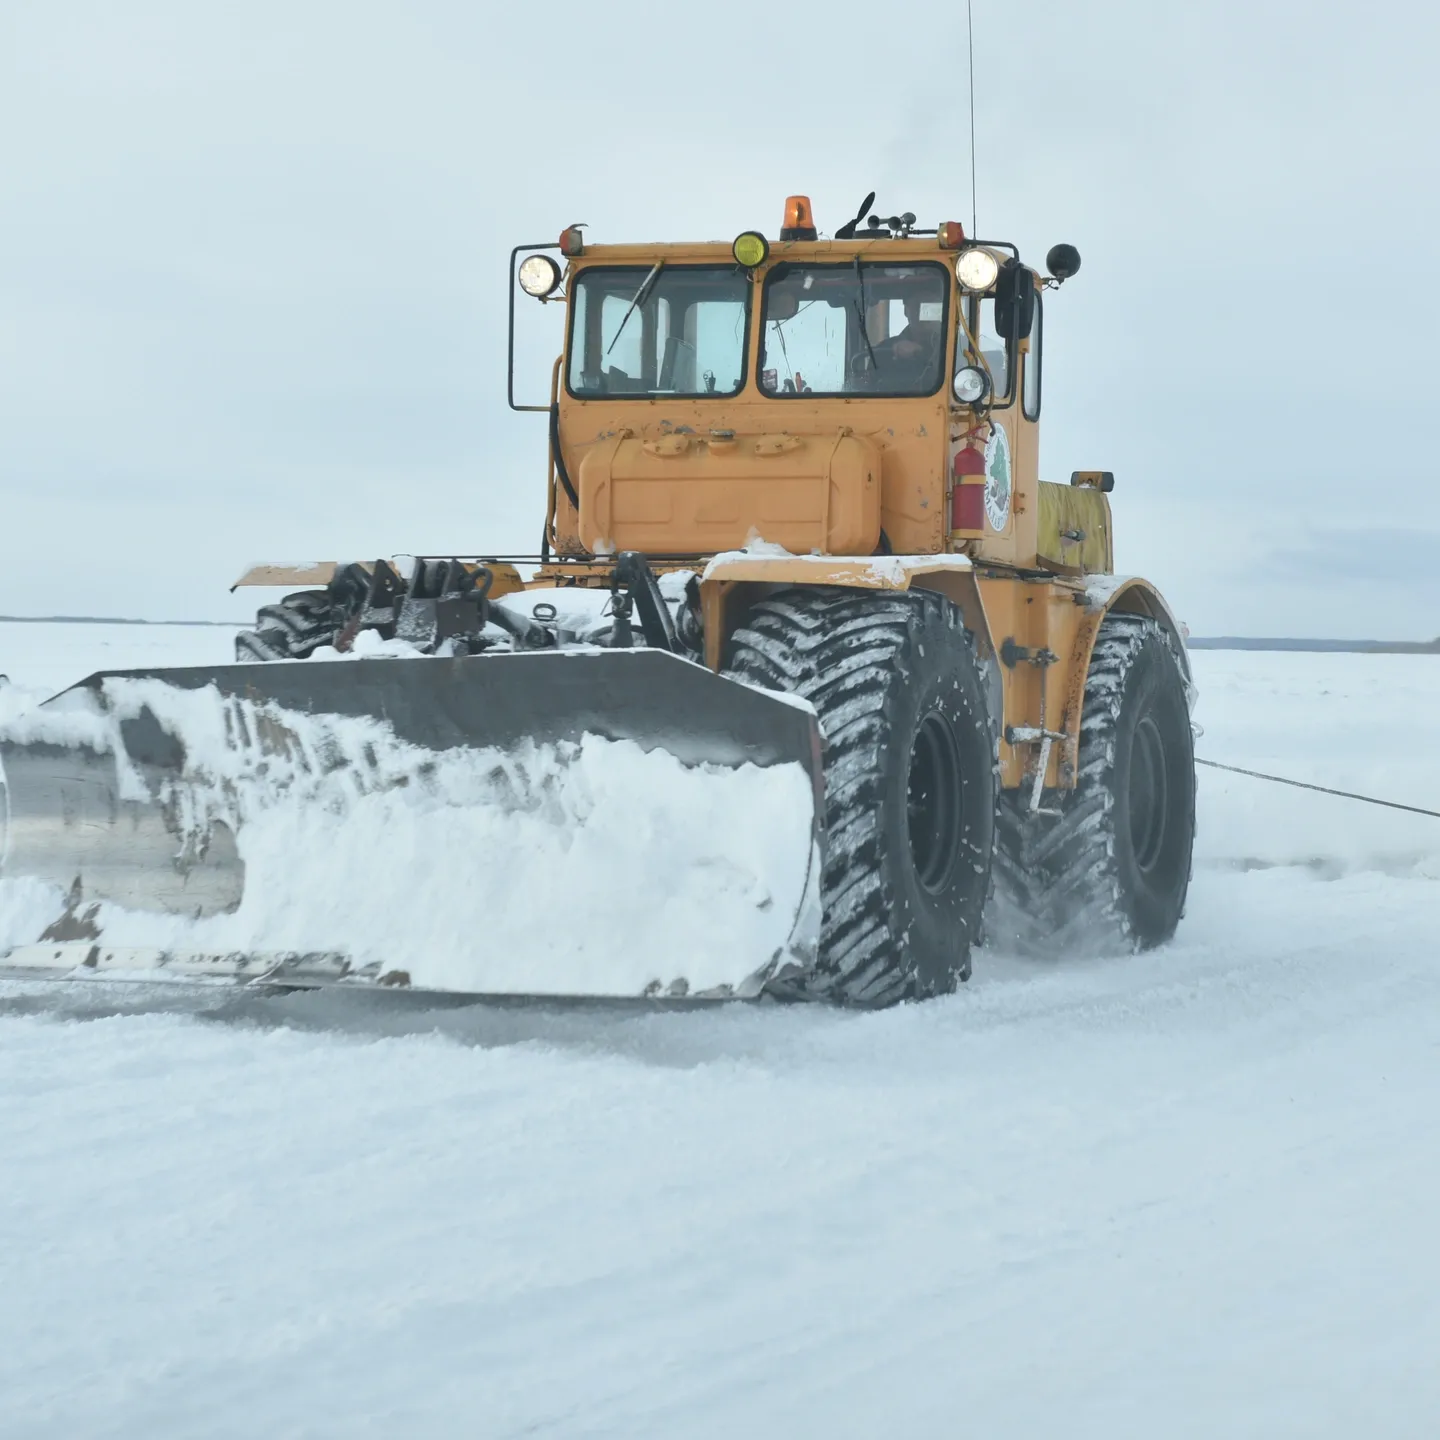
left=0, top=194, right=1194, bottom=1004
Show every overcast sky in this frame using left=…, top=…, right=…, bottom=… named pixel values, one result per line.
left=2, top=0, right=1437, bottom=636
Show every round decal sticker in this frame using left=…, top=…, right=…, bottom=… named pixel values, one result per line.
left=983, top=423, right=1012, bottom=531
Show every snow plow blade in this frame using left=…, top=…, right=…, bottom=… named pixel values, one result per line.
left=0, top=652, right=822, bottom=1000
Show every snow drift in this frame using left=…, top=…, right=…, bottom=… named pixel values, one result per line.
left=0, top=672, right=820, bottom=997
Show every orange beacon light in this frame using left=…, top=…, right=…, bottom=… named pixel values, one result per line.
left=780, top=195, right=817, bottom=241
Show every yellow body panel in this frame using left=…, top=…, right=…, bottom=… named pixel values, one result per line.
left=701, top=553, right=976, bottom=589
left=232, top=562, right=339, bottom=590
left=576, top=427, right=883, bottom=556
left=557, top=394, right=946, bottom=558
left=234, top=561, right=527, bottom=600
left=1036, top=483, right=1114, bottom=574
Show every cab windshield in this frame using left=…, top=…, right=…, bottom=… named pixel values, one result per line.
left=567, top=265, right=749, bottom=399
left=760, top=261, right=949, bottom=397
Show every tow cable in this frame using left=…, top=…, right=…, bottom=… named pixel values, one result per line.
left=1196, top=758, right=1440, bottom=820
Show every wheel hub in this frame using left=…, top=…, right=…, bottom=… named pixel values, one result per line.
left=907, top=712, right=964, bottom=894
left=1128, top=715, right=1170, bottom=873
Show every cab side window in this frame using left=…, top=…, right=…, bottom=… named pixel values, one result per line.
left=1022, top=292, right=1042, bottom=421
left=967, top=296, right=1011, bottom=401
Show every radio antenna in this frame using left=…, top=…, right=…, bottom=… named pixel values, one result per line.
left=967, top=0, right=978, bottom=235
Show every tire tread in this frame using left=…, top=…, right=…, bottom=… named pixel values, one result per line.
left=989, top=612, right=1190, bottom=955
left=727, top=587, right=990, bottom=1004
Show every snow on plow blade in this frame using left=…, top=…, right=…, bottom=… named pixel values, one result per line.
left=0, top=652, right=823, bottom=1000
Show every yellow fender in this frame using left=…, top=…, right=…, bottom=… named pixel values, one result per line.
left=699, top=552, right=993, bottom=672
left=700, top=553, right=1191, bottom=793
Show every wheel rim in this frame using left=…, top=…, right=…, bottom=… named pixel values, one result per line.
left=907, top=712, right=964, bottom=893
left=1128, top=714, right=1169, bottom=874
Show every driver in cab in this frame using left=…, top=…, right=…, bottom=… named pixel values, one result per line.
left=888, top=293, right=942, bottom=363
left=872, top=290, right=943, bottom=387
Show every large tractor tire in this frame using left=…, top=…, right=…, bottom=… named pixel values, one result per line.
left=991, top=611, right=1195, bottom=956
left=724, top=587, right=996, bottom=1005
left=235, top=590, right=336, bottom=662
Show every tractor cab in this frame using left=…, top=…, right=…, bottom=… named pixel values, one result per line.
left=511, top=195, right=1087, bottom=572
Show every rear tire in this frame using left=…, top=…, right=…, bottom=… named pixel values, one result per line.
left=989, top=611, right=1195, bottom=955
left=235, top=590, right=335, bottom=662
left=724, top=587, right=995, bottom=1005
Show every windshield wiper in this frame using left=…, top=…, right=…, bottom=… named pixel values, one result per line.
left=606, top=261, right=665, bottom=357
left=852, top=255, right=879, bottom=372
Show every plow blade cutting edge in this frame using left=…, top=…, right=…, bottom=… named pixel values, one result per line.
left=0, top=651, right=823, bottom=1000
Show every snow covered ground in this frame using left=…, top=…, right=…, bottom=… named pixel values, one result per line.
left=1, top=623, right=1438, bottom=1438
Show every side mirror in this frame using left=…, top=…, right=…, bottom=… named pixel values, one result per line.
left=994, top=262, right=1038, bottom=342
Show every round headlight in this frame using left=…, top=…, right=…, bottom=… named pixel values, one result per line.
left=952, top=365, right=991, bottom=405
left=956, top=248, right=1000, bottom=292
left=732, top=231, right=769, bottom=269
left=518, top=254, right=562, bottom=298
